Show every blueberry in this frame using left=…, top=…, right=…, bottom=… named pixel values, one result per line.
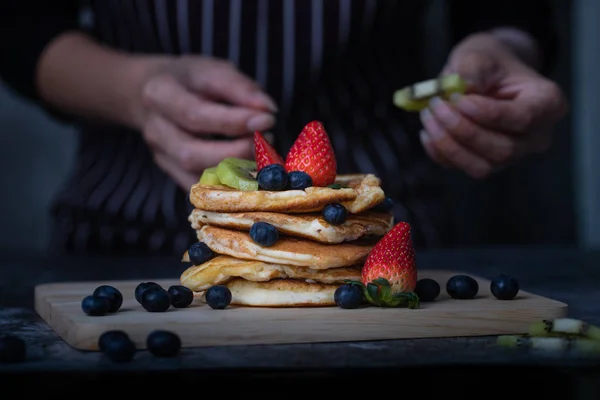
left=287, top=171, right=313, bottom=190
left=92, top=285, right=123, bottom=312
left=322, top=203, right=348, bottom=225
left=188, top=241, right=215, bottom=265
left=135, top=282, right=162, bottom=304
left=373, top=196, right=394, bottom=213
left=81, top=295, right=111, bottom=316
left=257, top=164, right=289, bottom=191
left=168, top=285, right=194, bottom=308
left=415, top=278, right=441, bottom=302
left=141, top=287, right=171, bottom=312
left=98, top=330, right=129, bottom=353
left=102, top=332, right=136, bottom=363
left=146, top=330, right=181, bottom=358
left=249, top=222, right=279, bottom=246
left=446, top=275, right=479, bottom=299
left=205, top=285, right=232, bottom=309
left=490, top=274, right=520, bottom=300
left=334, top=284, right=364, bottom=309
left=0, top=334, right=26, bottom=363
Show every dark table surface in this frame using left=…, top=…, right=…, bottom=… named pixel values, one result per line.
left=1, top=247, right=600, bottom=395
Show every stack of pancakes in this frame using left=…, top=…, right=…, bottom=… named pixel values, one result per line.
left=180, top=173, right=393, bottom=307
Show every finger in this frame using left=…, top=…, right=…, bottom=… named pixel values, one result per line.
left=419, top=108, right=493, bottom=179
left=452, top=81, right=566, bottom=134
left=188, top=59, right=278, bottom=112
left=444, top=52, right=502, bottom=93
left=153, top=151, right=199, bottom=192
left=143, top=74, right=275, bottom=136
left=428, top=97, right=527, bottom=165
left=419, top=130, right=451, bottom=168
left=143, top=113, right=255, bottom=173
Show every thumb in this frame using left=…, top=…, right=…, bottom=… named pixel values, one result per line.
left=443, top=51, right=502, bottom=94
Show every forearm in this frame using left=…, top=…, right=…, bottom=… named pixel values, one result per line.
left=36, top=31, right=168, bottom=129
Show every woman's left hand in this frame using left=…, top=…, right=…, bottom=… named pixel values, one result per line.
left=419, top=32, right=568, bottom=178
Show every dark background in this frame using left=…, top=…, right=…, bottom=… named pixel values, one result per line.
left=0, top=0, right=577, bottom=253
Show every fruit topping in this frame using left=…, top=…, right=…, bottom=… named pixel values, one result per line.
left=254, top=131, right=284, bottom=171
left=286, top=171, right=313, bottom=190
left=393, top=73, right=467, bottom=112
left=188, top=242, right=215, bottom=265
left=205, top=285, right=232, bottom=309
left=0, top=334, right=26, bottom=363
left=348, top=221, right=419, bottom=308
left=334, top=283, right=364, bottom=309
left=135, top=282, right=162, bottom=304
left=92, top=285, right=123, bottom=313
left=322, top=203, right=348, bottom=225
left=81, top=295, right=111, bottom=316
left=168, top=285, right=194, bottom=308
left=257, top=163, right=289, bottom=191
left=446, top=275, right=479, bottom=299
left=373, top=196, right=394, bottom=213
left=199, top=167, right=221, bottom=185
left=490, top=274, right=520, bottom=300
left=285, top=120, right=337, bottom=187
left=146, top=330, right=182, bottom=358
left=215, top=157, right=259, bottom=191
left=414, top=278, right=440, bottom=302
left=249, top=221, right=279, bottom=246
left=100, top=330, right=136, bottom=363
left=141, top=287, right=171, bottom=312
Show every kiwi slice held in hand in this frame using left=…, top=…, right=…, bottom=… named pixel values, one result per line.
left=199, top=167, right=221, bottom=185
left=215, top=158, right=259, bottom=191
left=393, top=73, right=467, bottom=112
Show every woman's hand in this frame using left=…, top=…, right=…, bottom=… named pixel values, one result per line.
left=131, top=55, right=277, bottom=190
left=419, top=32, right=568, bottom=178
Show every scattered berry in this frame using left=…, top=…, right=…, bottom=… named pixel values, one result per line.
left=373, top=196, right=394, bottom=213
left=92, top=285, right=123, bottom=313
left=0, top=334, right=26, bottom=363
left=135, top=282, right=162, bottom=304
left=414, top=278, right=440, bottom=302
left=205, top=285, right=232, bottom=309
left=146, top=330, right=181, bottom=358
left=102, top=332, right=136, bottom=363
left=257, top=163, right=289, bottom=191
left=287, top=171, right=313, bottom=190
left=490, top=274, right=520, bottom=300
left=81, top=295, right=111, bottom=316
left=98, top=330, right=129, bottom=353
left=188, top=242, right=215, bottom=265
left=168, top=285, right=194, bottom=308
left=249, top=221, right=279, bottom=246
left=322, top=203, right=348, bottom=225
left=334, top=284, right=363, bottom=309
left=141, top=287, right=171, bottom=312
left=446, top=275, right=479, bottom=299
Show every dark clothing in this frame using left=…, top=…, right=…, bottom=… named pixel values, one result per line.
left=0, top=0, right=558, bottom=256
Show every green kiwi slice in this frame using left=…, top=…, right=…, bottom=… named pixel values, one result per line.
left=215, top=158, right=258, bottom=191
left=393, top=73, right=467, bottom=112
left=198, top=167, right=221, bottom=185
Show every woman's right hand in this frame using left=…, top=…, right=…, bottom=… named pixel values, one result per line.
left=131, top=56, right=277, bottom=191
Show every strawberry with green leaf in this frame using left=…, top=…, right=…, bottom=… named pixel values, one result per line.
left=346, top=221, right=419, bottom=308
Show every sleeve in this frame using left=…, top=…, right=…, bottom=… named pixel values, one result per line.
left=446, top=0, right=559, bottom=74
left=0, top=0, right=80, bottom=103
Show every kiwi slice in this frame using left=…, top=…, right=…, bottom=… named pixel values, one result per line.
left=393, top=73, right=467, bottom=112
left=199, top=167, right=221, bottom=185
left=215, top=158, right=258, bottom=191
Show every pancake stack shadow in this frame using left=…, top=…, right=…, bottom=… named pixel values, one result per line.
left=180, top=173, right=393, bottom=307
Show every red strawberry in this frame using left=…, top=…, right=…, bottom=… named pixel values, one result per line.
left=284, top=120, right=337, bottom=187
left=351, top=221, right=419, bottom=308
left=254, top=131, right=284, bottom=171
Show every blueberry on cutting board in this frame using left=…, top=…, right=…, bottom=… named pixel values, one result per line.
left=446, top=275, right=479, bottom=299
left=414, top=278, right=440, bottom=302
left=490, top=274, right=520, bottom=300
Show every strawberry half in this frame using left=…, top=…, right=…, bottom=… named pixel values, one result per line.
left=254, top=131, right=284, bottom=171
left=346, top=221, right=419, bottom=308
left=284, top=120, right=337, bottom=187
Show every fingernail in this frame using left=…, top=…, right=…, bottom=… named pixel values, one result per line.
left=419, top=129, right=430, bottom=143
left=420, top=108, right=433, bottom=122
left=449, top=93, right=462, bottom=103
left=247, top=113, right=275, bottom=131
left=429, top=96, right=444, bottom=109
left=250, top=92, right=278, bottom=112
left=429, top=96, right=460, bottom=128
left=455, top=97, right=479, bottom=117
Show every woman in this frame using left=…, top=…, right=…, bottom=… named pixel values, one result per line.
left=0, top=0, right=567, bottom=255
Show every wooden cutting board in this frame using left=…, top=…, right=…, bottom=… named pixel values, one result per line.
left=34, top=270, right=567, bottom=351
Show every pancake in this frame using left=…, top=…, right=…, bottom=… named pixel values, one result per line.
left=180, top=255, right=362, bottom=291
left=205, top=278, right=339, bottom=307
left=188, top=209, right=393, bottom=244
left=188, top=173, right=384, bottom=214
left=195, top=225, right=374, bottom=269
